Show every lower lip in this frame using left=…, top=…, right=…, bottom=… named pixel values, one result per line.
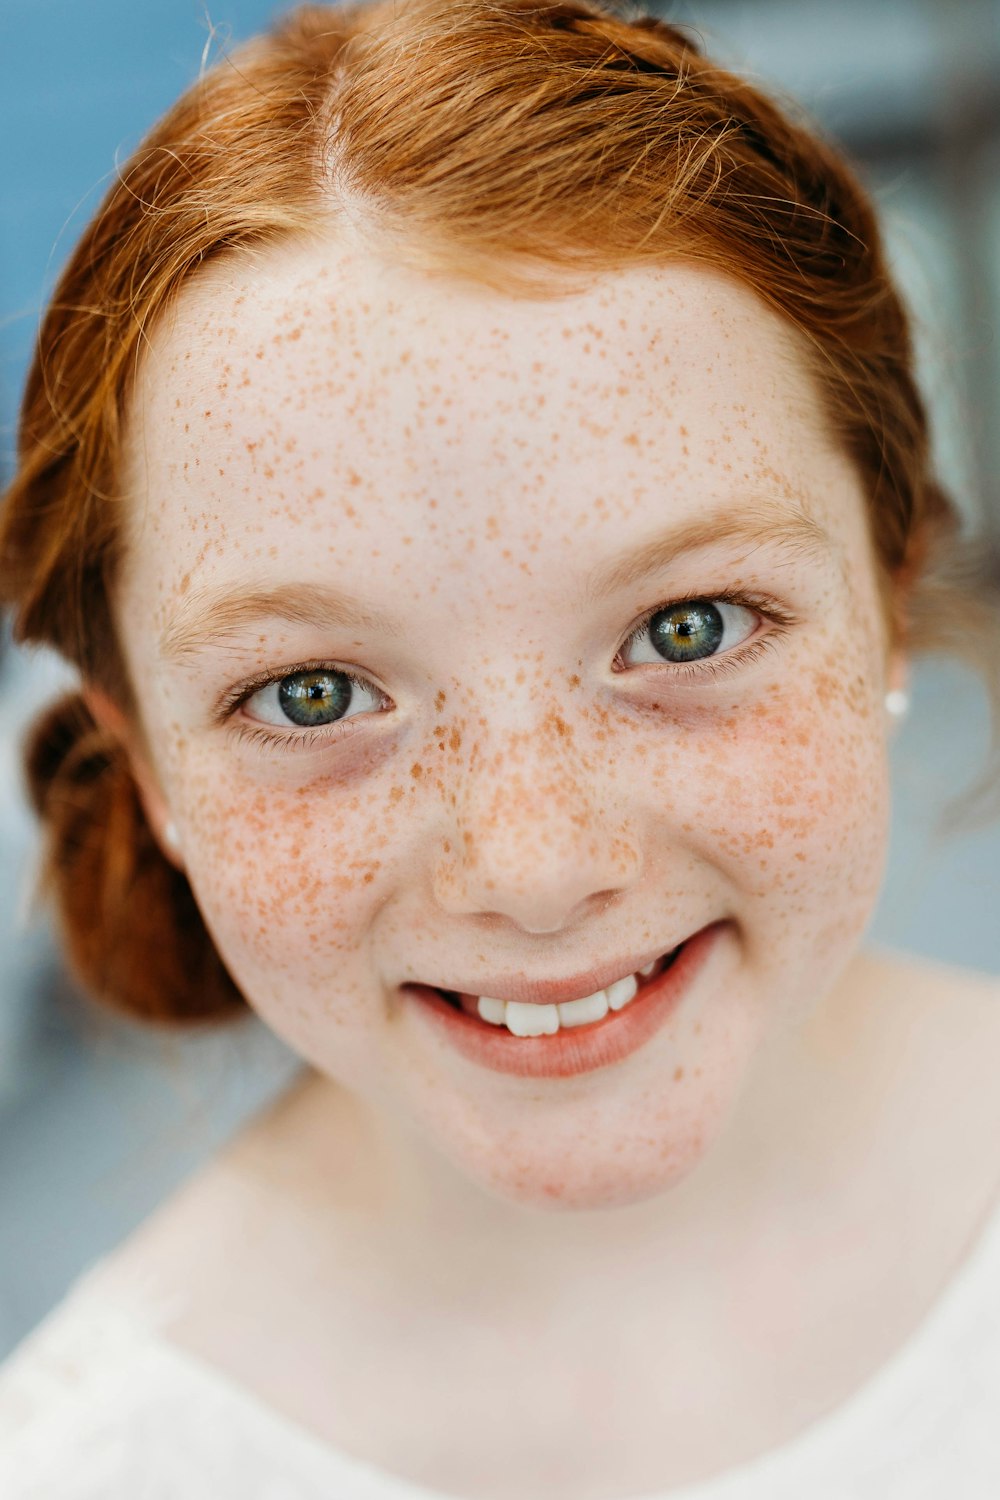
left=402, top=922, right=723, bottom=1079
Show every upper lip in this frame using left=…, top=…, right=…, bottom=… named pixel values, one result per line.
left=408, top=931, right=696, bottom=1008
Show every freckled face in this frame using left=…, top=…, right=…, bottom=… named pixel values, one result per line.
left=115, top=237, right=895, bottom=1211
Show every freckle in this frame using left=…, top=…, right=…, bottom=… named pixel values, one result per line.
left=410, top=763, right=423, bottom=779
left=673, top=1067, right=684, bottom=1081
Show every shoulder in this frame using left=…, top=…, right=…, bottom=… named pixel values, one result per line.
left=809, top=944, right=1000, bottom=1087
left=0, top=1258, right=164, bottom=1492
left=859, top=942, right=1000, bottom=996
left=849, top=944, right=1000, bottom=1098
left=0, top=1257, right=341, bottom=1499
left=808, top=945, right=1000, bottom=1207
left=848, top=944, right=1000, bottom=1200
left=853, top=943, right=1000, bottom=1039
left=97, top=1070, right=328, bottom=1305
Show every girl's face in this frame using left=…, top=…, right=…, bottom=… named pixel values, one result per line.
left=113, top=235, right=898, bottom=1212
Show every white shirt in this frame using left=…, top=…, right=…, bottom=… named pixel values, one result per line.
left=1, top=1187, right=999, bottom=1499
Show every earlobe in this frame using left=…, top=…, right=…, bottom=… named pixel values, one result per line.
left=884, top=650, right=910, bottom=727
left=885, top=642, right=909, bottom=699
left=82, top=685, right=184, bottom=869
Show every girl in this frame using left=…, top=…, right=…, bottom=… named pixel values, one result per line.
left=1, top=2, right=998, bottom=1496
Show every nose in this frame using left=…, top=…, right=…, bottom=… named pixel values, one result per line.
left=431, top=719, right=643, bottom=934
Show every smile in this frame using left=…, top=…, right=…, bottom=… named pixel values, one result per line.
left=438, top=947, right=682, bottom=1036
left=403, top=923, right=724, bottom=1079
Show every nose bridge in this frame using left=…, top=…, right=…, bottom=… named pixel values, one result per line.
left=432, top=704, right=642, bottom=931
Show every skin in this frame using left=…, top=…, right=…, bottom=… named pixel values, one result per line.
left=101, top=231, right=909, bottom=1224
left=90, top=233, right=978, bottom=1487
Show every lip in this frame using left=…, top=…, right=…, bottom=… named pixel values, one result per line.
left=404, top=941, right=693, bottom=1010
left=402, top=921, right=724, bottom=1079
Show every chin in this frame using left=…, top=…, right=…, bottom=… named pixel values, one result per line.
left=436, top=1095, right=738, bottom=1217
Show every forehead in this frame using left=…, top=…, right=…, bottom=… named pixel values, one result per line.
left=121, top=234, right=848, bottom=598
left=133, top=233, right=821, bottom=430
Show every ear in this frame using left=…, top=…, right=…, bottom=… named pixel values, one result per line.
left=82, top=685, right=184, bottom=870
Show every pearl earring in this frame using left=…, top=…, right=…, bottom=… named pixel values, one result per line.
left=164, top=820, right=182, bottom=854
left=885, top=689, right=910, bottom=721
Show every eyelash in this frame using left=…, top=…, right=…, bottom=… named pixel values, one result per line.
left=615, top=590, right=792, bottom=682
left=219, top=591, right=793, bottom=752
left=219, top=665, right=388, bottom=756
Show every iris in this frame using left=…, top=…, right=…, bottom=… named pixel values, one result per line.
left=649, top=601, right=725, bottom=662
left=277, top=670, right=353, bottom=727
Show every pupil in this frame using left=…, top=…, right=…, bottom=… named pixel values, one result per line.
left=278, top=671, right=352, bottom=727
left=649, top=601, right=724, bottom=662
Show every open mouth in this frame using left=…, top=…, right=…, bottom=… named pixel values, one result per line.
left=403, top=925, right=721, bottom=1078
left=431, top=942, right=685, bottom=1037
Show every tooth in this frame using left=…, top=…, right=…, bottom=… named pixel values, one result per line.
left=477, top=996, right=507, bottom=1026
left=474, top=971, right=646, bottom=1036
left=606, top=974, right=639, bottom=1011
left=558, top=988, right=609, bottom=1028
left=638, top=961, right=656, bottom=978
left=505, top=1001, right=559, bottom=1037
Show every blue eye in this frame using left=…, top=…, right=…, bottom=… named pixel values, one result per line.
left=620, top=599, right=758, bottom=667
left=243, top=668, right=383, bottom=729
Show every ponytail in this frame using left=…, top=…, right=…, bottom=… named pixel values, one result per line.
left=24, top=694, right=246, bottom=1025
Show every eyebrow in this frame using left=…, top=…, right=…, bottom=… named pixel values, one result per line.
left=160, top=499, right=834, bottom=663
left=159, top=582, right=404, bottom=663
left=584, top=498, right=835, bottom=601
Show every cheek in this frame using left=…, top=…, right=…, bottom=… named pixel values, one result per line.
left=173, top=758, right=392, bottom=994
left=681, top=655, right=891, bottom=955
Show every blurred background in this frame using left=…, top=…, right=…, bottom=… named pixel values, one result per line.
left=1, top=0, right=998, bottom=1362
